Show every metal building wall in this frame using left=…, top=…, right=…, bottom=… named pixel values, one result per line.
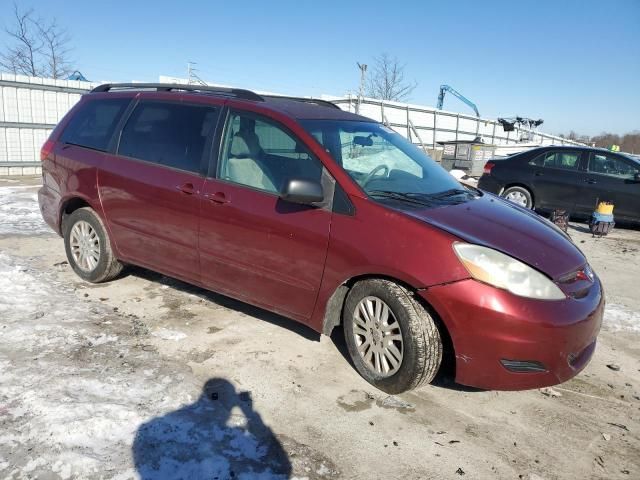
left=0, top=73, right=94, bottom=176
left=0, top=74, right=583, bottom=176
left=325, top=95, right=584, bottom=150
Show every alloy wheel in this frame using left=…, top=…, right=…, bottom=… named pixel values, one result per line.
left=352, top=296, right=404, bottom=377
left=69, top=220, right=101, bottom=272
left=504, top=190, right=529, bottom=207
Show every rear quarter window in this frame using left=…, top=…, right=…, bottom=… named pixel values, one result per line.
left=60, top=98, right=131, bottom=151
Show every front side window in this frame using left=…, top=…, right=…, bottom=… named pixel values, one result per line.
left=60, top=98, right=130, bottom=151
left=588, top=152, right=640, bottom=179
left=118, top=101, right=219, bottom=173
left=301, top=120, right=462, bottom=199
left=218, top=111, right=323, bottom=193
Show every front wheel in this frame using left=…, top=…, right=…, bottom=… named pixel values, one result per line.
left=343, top=279, right=443, bottom=394
left=502, top=186, right=533, bottom=209
left=63, top=207, right=123, bottom=283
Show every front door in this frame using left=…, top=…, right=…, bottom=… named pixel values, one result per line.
left=577, top=151, right=640, bottom=221
left=99, top=99, right=220, bottom=281
left=199, top=110, right=332, bottom=321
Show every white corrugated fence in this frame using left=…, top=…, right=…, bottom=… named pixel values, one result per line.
left=0, top=74, right=582, bottom=176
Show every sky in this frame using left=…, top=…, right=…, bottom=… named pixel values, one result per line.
left=0, top=0, right=638, bottom=136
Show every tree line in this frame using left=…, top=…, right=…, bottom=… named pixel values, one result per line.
left=560, top=131, right=640, bottom=154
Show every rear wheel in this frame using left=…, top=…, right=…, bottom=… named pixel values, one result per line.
left=64, top=207, right=122, bottom=283
left=502, top=186, right=533, bottom=209
left=343, top=279, right=442, bottom=394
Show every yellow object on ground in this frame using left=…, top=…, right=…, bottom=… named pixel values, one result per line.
left=596, top=202, right=614, bottom=215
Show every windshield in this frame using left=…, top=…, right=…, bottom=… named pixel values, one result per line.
left=300, top=120, right=464, bottom=199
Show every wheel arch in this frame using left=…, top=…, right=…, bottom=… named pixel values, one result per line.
left=321, top=273, right=456, bottom=378
left=58, top=195, right=97, bottom=234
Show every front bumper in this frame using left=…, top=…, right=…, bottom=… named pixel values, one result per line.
left=421, top=278, right=604, bottom=390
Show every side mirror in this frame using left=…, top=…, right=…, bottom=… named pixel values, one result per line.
left=280, top=178, right=324, bottom=205
left=634, top=172, right=640, bottom=182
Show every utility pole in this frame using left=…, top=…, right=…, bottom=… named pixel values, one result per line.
left=187, top=61, right=207, bottom=86
left=357, top=62, right=367, bottom=114
left=187, top=61, right=196, bottom=84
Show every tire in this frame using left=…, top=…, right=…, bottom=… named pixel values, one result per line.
left=63, top=207, right=123, bottom=283
left=343, top=279, right=442, bottom=394
left=502, top=186, right=533, bottom=209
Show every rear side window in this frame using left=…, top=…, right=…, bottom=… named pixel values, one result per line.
left=529, top=151, right=581, bottom=170
left=60, top=98, right=131, bottom=151
left=118, top=101, right=219, bottom=173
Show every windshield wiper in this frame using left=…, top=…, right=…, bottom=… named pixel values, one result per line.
left=426, top=188, right=473, bottom=199
left=424, top=187, right=479, bottom=199
left=367, top=190, right=434, bottom=207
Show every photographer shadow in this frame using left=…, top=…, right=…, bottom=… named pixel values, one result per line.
left=133, top=378, right=291, bottom=479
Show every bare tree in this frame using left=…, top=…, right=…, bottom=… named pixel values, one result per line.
left=0, top=3, right=74, bottom=79
left=0, top=4, right=43, bottom=76
left=366, top=53, right=417, bottom=102
left=38, top=18, right=73, bottom=79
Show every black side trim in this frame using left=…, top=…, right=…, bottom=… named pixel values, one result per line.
left=333, top=184, right=355, bottom=216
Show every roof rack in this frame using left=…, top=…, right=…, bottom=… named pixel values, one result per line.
left=263, top=95, right=341, bottom=110
left=90, top=84, right=342, bottom=110
left=90, top=83, right=263, bottom=102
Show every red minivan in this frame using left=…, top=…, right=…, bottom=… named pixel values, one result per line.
left=38, top=83, right=603, bottom=393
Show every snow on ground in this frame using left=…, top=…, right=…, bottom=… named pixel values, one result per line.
left=0, top=250, right=291, bottom=479
left=152, top=327, right=188, bottom=341
left=0, top=188, right=294, bottom=479
left=602, top=302, right=640, bottom=333
left=1, top=181, right=639, bottom=478
left=0, top=186, right=50, bottom=236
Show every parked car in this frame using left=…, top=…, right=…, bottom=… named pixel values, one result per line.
left=478, top=146, right=640, bottom=224
left=38, top=83, right=603, bottom=393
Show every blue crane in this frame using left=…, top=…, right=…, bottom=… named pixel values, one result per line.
left=67, top=71, right=88, bottom=81
left=436, top=84, right=480, bottom=117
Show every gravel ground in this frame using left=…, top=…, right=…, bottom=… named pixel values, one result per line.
left=0, top=176, right=638, bottom=480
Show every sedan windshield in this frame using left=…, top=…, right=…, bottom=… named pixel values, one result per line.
left=300, top=120, right=468, bottom=202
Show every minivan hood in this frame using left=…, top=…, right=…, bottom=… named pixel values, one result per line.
left=403, top=193, right=586, bottom=279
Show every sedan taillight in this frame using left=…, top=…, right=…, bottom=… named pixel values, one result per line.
left=483, top=161, right=495, bottom=175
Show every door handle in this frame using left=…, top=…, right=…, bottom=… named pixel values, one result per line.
left=585, top=179, right=597, bottom=184
left=176, top=183, right=195, bottom=194
left=534, top=171, right=544, bottom=177
left=204, top=192, right=229, bottom=204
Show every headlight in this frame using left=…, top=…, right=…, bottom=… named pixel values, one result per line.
left=453, top=243, right=565, bottom=300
